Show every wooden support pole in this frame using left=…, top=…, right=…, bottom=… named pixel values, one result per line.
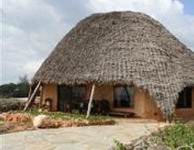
left=39, top=85, right=43, bottom=109
left=86, top=84, right=95, bottom=119
left=23, top=81, right=41, bottom=111
left=27, top=85, right=32, bottom=102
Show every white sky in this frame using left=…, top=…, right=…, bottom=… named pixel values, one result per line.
left=1, top=0, right=194, bottom=84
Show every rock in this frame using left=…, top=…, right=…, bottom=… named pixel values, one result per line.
left=0, top=112, right=7, bottom=120
left=147, top=146, right=170, bottom=150
left=33, top=115, right=48, bottom=128
left=0, top=122, right=15, bottom=134
left=0, top=112, right=32, bottom=123
left=125, top=134, right=171, bottom=150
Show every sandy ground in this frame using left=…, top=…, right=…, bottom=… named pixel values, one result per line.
left=0, top=124, right=164, bottom=150
left=0, top=120, right=166, bottom=150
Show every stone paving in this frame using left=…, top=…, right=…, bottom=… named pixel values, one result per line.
left=0, top=123, right=166, bottom=150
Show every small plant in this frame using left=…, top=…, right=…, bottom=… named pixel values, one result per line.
left=114, top=139, right=127, bottom=150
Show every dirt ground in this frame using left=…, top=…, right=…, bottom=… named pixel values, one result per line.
left=1, top=123, right=167, bottom=150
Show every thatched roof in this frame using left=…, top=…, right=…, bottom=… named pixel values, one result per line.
left=33, top=11, right=194, bottom=118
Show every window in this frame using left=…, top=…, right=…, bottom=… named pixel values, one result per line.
left=176, top=87, right=192, bottom=108
left=72, top=86, right=86, bottom=103
left=114, top=86, right=134, bottom=108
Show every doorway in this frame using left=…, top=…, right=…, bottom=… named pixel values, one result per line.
left=58, top=86, right=71, bottom=112
left=58, top=85, right=86, bottom=112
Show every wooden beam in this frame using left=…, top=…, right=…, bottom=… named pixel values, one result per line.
left=86, top=84, right=96, bottom=119
left=23, top=81, right=41, bottom=111
left=39, top=86, right=43, bottom=109
left=27, top=85, right=32, bottom=102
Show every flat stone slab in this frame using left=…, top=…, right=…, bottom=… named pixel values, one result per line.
left=0, top=123, right=166, bottom=150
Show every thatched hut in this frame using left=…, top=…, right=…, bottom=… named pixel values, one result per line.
left=33, top=11, right=194, bottom=121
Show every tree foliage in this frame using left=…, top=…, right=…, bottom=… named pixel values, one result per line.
left=18, top=75, right=29, bottom=84
left=0, top=75, right=30, bottom=98
left=0, top=83, right=17, bottom=97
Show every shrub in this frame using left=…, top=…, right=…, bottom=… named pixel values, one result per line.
left=113, top=139, right=127, bottom=150
left=124, top=123, right=194, bottom=150
left=163, top=123, right=194, bottom=149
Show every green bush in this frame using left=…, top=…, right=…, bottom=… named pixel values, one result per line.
left=163, top=123, right=194, bottom=149
left=114, top=139, right=127, bottom=150
left=117, top=123, right=194, bottom=150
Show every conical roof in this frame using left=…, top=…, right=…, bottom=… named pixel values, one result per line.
left=33, top=11, right=194, bottom=117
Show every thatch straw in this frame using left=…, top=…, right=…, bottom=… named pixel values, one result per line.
left=33, top=11, right=194, bottom=118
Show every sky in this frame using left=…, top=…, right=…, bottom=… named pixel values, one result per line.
left=1, top=0, right=194, bottom=85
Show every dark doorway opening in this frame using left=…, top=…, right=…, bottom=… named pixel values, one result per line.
left=176, top=87, right=192, bottom=108
left=58, top=85, right=86, bottom=112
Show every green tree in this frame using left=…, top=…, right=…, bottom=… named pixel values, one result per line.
left=0, top=75, right=30, bottom=98
left=0, top=83, right=17, bottom=97
left=18, top=75, right=29, bottom=84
